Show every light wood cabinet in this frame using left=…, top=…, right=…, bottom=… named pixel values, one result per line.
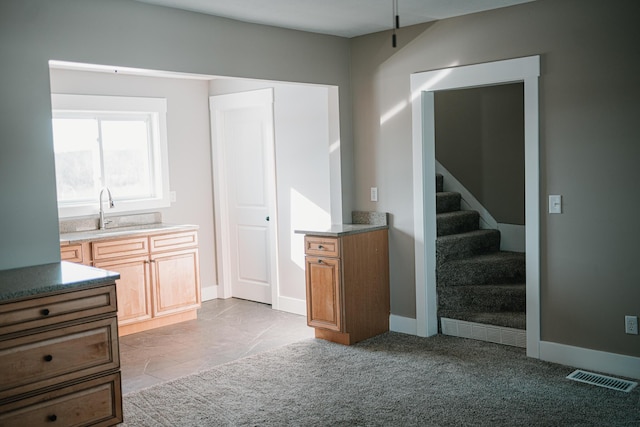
left=63, top=230, right=201, bottom=336
left=0, top=283, right=122, bottom=426
left=303, top=229, right=390, bottom=345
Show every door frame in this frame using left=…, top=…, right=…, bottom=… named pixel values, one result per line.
left=209, top=88, right=279, bottom=306
left=410, top=56, right=541, bottom=358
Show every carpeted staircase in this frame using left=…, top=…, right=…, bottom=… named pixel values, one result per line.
left=436, top=173, right=526, bottom=330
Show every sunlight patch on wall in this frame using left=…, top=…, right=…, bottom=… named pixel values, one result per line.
left=290, top=188, right=331, bottom=269
left=380, top=100, right=408, bottom=125
left=329, top=139, right=340, bottom=153
left=410, top=65, right=457, bottom=101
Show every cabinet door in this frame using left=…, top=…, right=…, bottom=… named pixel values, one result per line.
left=94, top=256, right=152, bottom=326
left=305, top=256, right=342, bottom=332
left=151, top=249, right=201, bottom=317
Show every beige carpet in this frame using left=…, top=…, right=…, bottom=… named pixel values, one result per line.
left=122, top=333, right=639, bottom=426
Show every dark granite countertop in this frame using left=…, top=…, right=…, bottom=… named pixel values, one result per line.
left=294, top=223, right=388, bottom=237
left=60, top=223, right=198, bottom=245
left=0, top=261, right=120, bottom=302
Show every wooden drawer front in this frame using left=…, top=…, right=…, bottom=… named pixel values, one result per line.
left=0, top=372, right=122, bottom=427
left=304, top=236, right=340, bottom=257
left=0, top=285, right=117, bottom=336
left=150, top=231, right=198, bottom=253
left=92, top=237, right=148, bottom=261
left=0, top=317, right=119, bottom=400
left=60, top=244, right=84, bottom=263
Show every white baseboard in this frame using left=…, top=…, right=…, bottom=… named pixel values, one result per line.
left=275, top=296, right=306, bottom=316
left=497, top=223, right=525, bottom=253
left=441, top=317, right=526, bottom=348
left=390, top=314, right=418, bottom=335
left=201, top=285, right=219, bottom=301
left=539, top=341, right=640, bottom=380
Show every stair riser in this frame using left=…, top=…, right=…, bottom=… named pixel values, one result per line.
left=437, top=231, right=500, bottom=264
left=436, top=174, right=443, bottom=192
left=436, top=192, right=461, bottom=213
left=438, top=285, right=526, bottom=313
left=437, top=258, right=525, bottom=286
left=437, top=212, right=479, bottom=236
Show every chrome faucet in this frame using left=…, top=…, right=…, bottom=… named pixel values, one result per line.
left=99, top=187, right=114, bottom=230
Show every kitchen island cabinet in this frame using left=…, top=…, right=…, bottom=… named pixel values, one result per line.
left=0, top=262, right=122, bottom=426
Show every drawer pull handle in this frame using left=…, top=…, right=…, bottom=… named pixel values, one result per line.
left=48, top=414, right=57, bottom=422
left=318, top=259, right=323, bottom=264
left=44, top=354, right=53, bottom=362
left=318, top=245, right=324, bottom=249
left=41, top=308, right=50, bottom=316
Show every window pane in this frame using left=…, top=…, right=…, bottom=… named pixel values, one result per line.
left=101, top=120, right=153, bottom=199
left=52, top=118, right=100, bottom=202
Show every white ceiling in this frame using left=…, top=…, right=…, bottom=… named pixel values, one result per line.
left=135, top=0, right=535, bottom=38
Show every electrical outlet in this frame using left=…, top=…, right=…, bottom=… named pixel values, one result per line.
left=625, top=315, right=638, bottom=335
left=170, top=191, right=177, bottom=203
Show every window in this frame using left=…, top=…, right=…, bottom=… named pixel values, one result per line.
left=51, top=94, right=170, bottom=218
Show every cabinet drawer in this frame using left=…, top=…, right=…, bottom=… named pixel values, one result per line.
left=150, top=231, right=198, bottom=253
left=0, top=372, right=122, bottom=427
left=0, top=317, right=119, bottom=400
left=0, top=285, right=117, bottom=336
left=304, top=236, right=340, bottom=257
left=92, top=237, right=148, bottom=261
left=60, top=244, right=84, bottom=263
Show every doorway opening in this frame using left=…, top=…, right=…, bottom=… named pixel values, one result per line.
left=410, top=56, right=541, bottom=358
left=434, top=83, right=526, bottom=346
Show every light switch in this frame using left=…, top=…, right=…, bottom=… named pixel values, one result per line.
left=370, top=187, right=378, bottom=202
left=549, top=195, right=562, bottom=214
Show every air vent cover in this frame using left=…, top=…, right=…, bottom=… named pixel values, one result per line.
left=566, top=370, right=638, bottom=393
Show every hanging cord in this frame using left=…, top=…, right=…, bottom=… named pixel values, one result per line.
left=392, top=0, right=399, bottom=48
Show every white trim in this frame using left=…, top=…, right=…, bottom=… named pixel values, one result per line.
left=435, top=161, right=497, bottom=230
left=540, top=341, right=640, bottom=380
left=390, top=314, right=418, bottom=335
left=497, top=223, right=526, bottom=253
left=201, top=285, right=219, bottom=301
left=410, top=56, right=541, bottom=357
left=275, top=296, right=306, bottom=316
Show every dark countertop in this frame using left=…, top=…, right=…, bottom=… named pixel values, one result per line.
left=60, top=223, right=198, bottom=245
left=294, top=224, right=388, bottom=237
left=0, top=261, right=120, bottom=302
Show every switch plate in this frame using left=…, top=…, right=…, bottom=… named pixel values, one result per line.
left=625, top=315, right=638, bottom=335
left=549, top=195, right=562, bottom=214
left=370, top=187, right=378, bottom=202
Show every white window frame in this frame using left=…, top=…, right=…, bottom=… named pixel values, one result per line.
left=51, top=94, right=170, bottom=218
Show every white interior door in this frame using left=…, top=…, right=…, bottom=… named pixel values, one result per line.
left=210, top=89, right=277, bottom=304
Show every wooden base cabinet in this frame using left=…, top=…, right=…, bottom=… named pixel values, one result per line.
left=62, top=230, right=201, bottom=336
left=94, top=231, right=201, bottom=336
left=0, top=284, right=122, bottom=426
left=304, top=229, right=390, bottom=345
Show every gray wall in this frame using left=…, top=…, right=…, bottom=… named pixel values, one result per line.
left=435, top=84, right=525, bottom=225
left=351, top=0, right=640, bottom=356
left=0, top=0, right=353, bottom=270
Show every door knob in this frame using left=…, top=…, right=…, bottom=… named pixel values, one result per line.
left=266, top=216, right=270, bottom=221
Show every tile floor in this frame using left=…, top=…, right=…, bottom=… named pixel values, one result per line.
left=119, top=298, right=315, bottom=394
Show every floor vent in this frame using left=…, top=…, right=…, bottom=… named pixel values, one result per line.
left=566, top=370, right=638, bottom=393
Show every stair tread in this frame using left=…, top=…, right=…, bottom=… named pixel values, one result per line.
left=437, top=228, right=499, bottom=242
left=445, top=251, right=524, bottom=265
left=437, top=210, right=478, bottom=219
left=439, top=311, right=527, bottom=330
